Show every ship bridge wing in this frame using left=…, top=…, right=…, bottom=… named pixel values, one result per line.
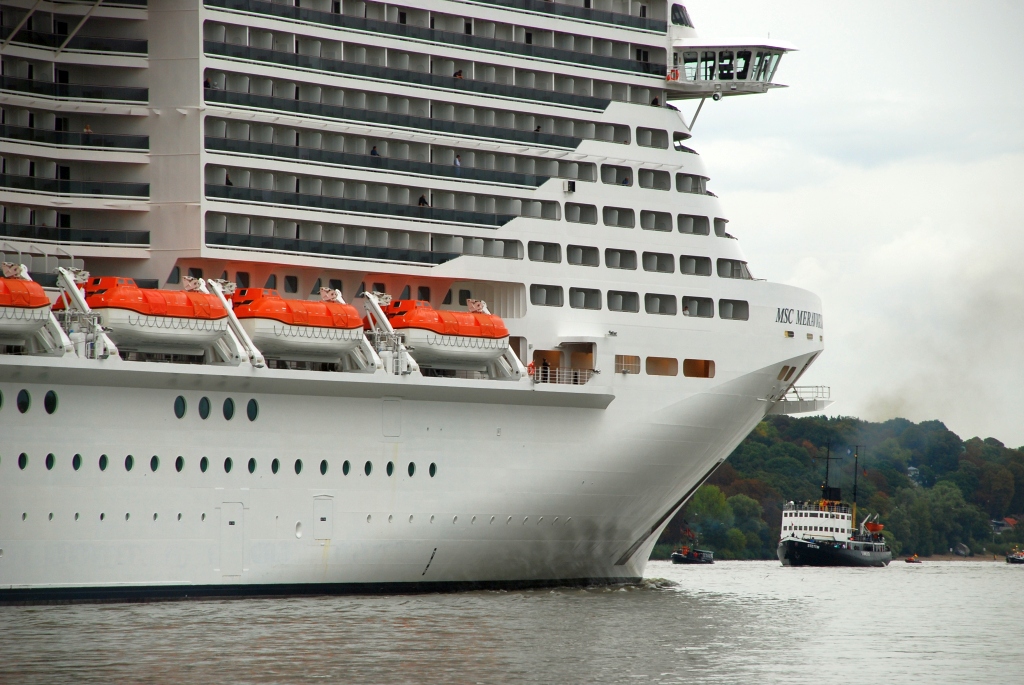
left=666, top=39, right=798, bottom=100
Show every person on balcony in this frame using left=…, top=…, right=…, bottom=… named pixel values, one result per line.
left=453, top=70, right=464, bottom=79
left=418, top=195, right=429, bottom=207
left=370, top=145, right=380, bottom=157
left=454, top=154, right=462, bottom=176
left=224, top=172, right=233, bottom=187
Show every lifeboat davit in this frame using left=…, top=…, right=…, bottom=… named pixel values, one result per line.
left=0, top=265, right=52, bottom=344
left=379, top=299, right=509, bottom=368
left=231, top=287, right=363, bottom=361
left=56, top=276, right=229, bottom=354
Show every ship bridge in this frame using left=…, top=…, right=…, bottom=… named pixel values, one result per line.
left=665, top=37, right=797, bottom=100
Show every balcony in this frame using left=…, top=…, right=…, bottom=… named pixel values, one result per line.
left=206, top=231, right=461, bottom=265
left=468, top=0, right=666, bottom=32
left=0, top=222, right=149, bottom=245
left=0, top=173, right=149, bottom=198
left=204, top=0, right=666, bottom=76
left=205, top=136, right=547, bottom=187
left=0, top=124, right=149, bottom=150
left=0, top=27, right=147, bottom=54
left=205, top=184, right=516, bottom=227
left=203, top=88, right=582, bottom=149
left=0, top=75, right=148, bottom=103
left=205, top=41, right=611, bottom=110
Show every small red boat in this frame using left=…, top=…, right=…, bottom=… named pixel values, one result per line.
left=905, top=554, right=922, bottom=564
left=231, top=287, right=364, bottom=361
left=375, top=299, right=509, bottom=368
left=0, top=272, right=52, bottom=344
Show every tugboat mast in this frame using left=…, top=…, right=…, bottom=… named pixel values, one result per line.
left=852, top=446, right=860, bottom=529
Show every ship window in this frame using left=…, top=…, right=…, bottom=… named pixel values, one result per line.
left=676, top=174, right=707, bottom=194
left=284, top=276, right=298, bottom=293
left=636, top=128, right=669, bottom=149
left=603, top=207, right=635, bottom=228
left=18, top=452, right=28, bottom=470
left=99, top=454, right=108, bottom=471
left=679, top=255, right=712, bottom=276
left=265, top=274, right=277, bottom=289
left=607, top=291, right=639, bottom=313
left=175, top=456, right=184, bottom=472
left=719, top=299, right=749, bottom=320
left=330, top=279, right=343, bottom=291
left=645, top=293, right=677, bottom=315
left=364, top=460, right=372, bottom=476
left=442, top=289, right=452, bottom=305
left=236, top=272, right=250, bottom=288
left=605, top=249, right=637, bottom=270
left=615, top=355, right=641, bottom=374
left=150, top=456, right=159, bottom=472
left=530, top=284, right=564, bottom=307
left=417, top=286, right=431, bottom=301
left=567, top=245, right=600, bottom=266
left=528, top=241, right=562, bottom=263
left=174, top=396, right=186, bottom=419
left=45, top=453, right=54, bottom=470
left=683, top=359, right=715, bottom=378
left=272, top=458, right=280, bottom=474
left=247, top=399, right=259, bottom=421
left=17, top=389, right=30, bottom=413
left=671, top=4, right=694, bottom=27
left=718, top=259, right=753, bottom=279
left=387, top=461, right=394, bottom=477
left=678, top=214, right=710, bottom=235
left=399, top=285, right=411, bottom=299
left=408, top=462, right=415, bottom=477
left=248, top=458, right=256, bottom=474
left=459, top=289, right=472, bottom=305
left=188, top=268, right=203, bottom=279
left=125, top=455, right=134, bottom=471
left=569, top=288, right=602, bottom=310
left=224, top=457, right=233, bottom=473
left=736, top=50, right=752, bottom=79
left=73, top=454, right=81, bottom=471
left=638, top=170, right=671, bottom=191
left=682, top=296, right=714, bottom=318
left=646, top=357, right=679, bottom=376
left=167, top=266, right=181, bottom=284
left=343, top=460, right=350, bottom=475
left=200, top=457, right=209, bottom=472
left=429, top=462, right=437, bottom=477
left=373, top=283, right=387, bottom=294
left=642, top=252, right=674, bottom=273
left=44, top=390, right=58, bottom=414
left=294, top=459, right=303, bottom=475
left=714, top=218, right=732, bottom=237
left=223, top=398, right=235, bottom=420
left=777, top=366, right=791, bottom=381
left=718, top=51, right=734, bottom=80
left=700, top=51, right=716, bottom=80
left=683, top=51, right=698, bottom=80
left=565, top=203, right=598, bottom=224
left=640, top=211, right=673, bottom=232
left=320, top=459, right=328, bottom=475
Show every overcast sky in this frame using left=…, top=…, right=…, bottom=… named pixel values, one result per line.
left=680, top=1, right=1024, bottom=445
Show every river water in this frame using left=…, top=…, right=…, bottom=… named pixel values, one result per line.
left=2, top=560, right=1020, bottom=684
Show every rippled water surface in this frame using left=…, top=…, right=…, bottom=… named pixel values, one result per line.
left=2, top=561, right=1021, bottom=684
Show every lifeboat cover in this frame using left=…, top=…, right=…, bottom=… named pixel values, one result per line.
left=231, top=289, right=363, bottom=329
left=0, top=278, right=50, bottom=309
left=380, top=300, right=509, bottom=338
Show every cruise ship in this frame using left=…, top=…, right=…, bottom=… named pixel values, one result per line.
left=0, top=0, right=829, bottom=601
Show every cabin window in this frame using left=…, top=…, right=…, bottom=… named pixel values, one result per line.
left=265, top=274, right=277, bottom=289
left=223, top=398, right=235, bottom=420
left=683, top=359, right=715, bottom=378
left=294, top=459, right=303, bottom=475
left=605, top=249, right=637, bottom=270
left=125, top=455, right=134, bottom=471
left=399, top=285, right=411, bottom=300
left=638, top=169, right=671, bottom=191
left=45, top=453, right=54, bottom=470
left=408, top=462, right=416, bottom=477
left=387, top=461, right=394, bottom=476
left=459, top=289, right=472, bottom=305
left=224, top=457, right=233, bottom=473
left=714, top=218, right=731, bottom=237
left=682, top=296, right=714, bottom=318
left=607, top=291, right=639, bottom=313
left=174, top=396, right=187, bottom=418
left=643, top=252, right=674, bottom=273
left=530, top=284, right=564, bottom=307
left=442, top=289, right=452, bottom=305
left=284, top=275, right=298, bottom=293
left=272, top=458, right=280, bottom=474
left=717, top=259, right=753, bottom=279
left=565, top=203, right=598, bottom=224
left=680, top=255, right=712, bottom=276
left=645, top=293, right=677, bottom=315
left=615, top=355, right=641, bottom=374
left=567, top=245, right=600, bottom=266
left=17, top=389, right=30, bottom=413
left=235, top=271, right=250, bottom=288
left=364, top=460, right=373, bottom=476
left=676, top=174, right=707, bottom=194
left=150, top=456, right=159, bottom=472
left=312, top=279, right=325, bottom=295
left=73, top=454, right=82, bottom=471
left=736, top=50, right=752, bottom=79
left=199, top=397, right=211, bottom=419
left=175, top=456, right=184, bottom=472
left=99, top=454, right=108, bottom=471
left=200, top=457, right=209, bottom=472
left=528, top=241, right=562, bottom=263
left=601, top=165, right=632, bottom=186
left=167, top=266, right=181, bottom=284
left=320, top=459, right=328, bottom=475
left=603, top=207, right=635, bottom=228
left=343, top=460, right=350, bottom=475
left=569, top=288, right=601, bottom=310
left=777, top=366, right=791, bottom=380
left=44, top=390, right=58, bottom=414
left=646, top=357, right=679, bottom=376
left=417, top=286, right=431, bottom=301
left=640, top=211, right=673, bottom=232
left=248, top=458, right=256, bottom=474
left=636, top=127, right=669, bottom=149
left=678, top=214, right=710, bottom=235
left=429, top=462, right=437, bottom=477
left=719, top=299, right=750, bottom=320
left=247, top=399, right=259, bottom=421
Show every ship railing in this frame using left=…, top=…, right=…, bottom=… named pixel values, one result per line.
left=531, top=366, right=595, bottom=386
left=783, top=385, right=831, bottom=401
left=782, top=502, right=851, bottom=514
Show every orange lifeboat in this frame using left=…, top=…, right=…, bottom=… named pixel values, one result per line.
left=864, top=522, right=884, bottom=533
left=231, top=288, right=364, bottom=361
left=55, top=276, right=229, bottom=354
left=0, top=273, right=52, bottom=343
left=377, top=299, right=509, bottom=368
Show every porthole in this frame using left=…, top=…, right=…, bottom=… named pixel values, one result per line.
left=18, top=453, right=28, bottom=470
left=364, top=460, right=372, bottom=476
left=48, top=512, right=53, bottom=521
left=386, top=461, right=394, bottom=477
left=408, top=462, right=416, bottom=477
left=200, top=456, right=209, bottom=472
left=177, top=513, right=182, bottom=521
left=100, top=513, right=105, bottom=521
left=72, top=454, right=82, bottom=471
left=343, top=460, right=350, bottom=475
left=320, top=459, right=328, bottom=475
left=75, top=513, right=79, bottom=521
left=22, top=513, right=27, bottom=520
left=125, top=455, right=134, bottom=471
left=248, top=458, right=256, bottom=474
left=224, top=457, right=233, bottom=473
left=294, top=458, right=303, bottom=475
left=223, top=398, right=235, bottom=420
left=202, top=513, right=206, bottom=521
left=44, top=390, right=58, bottom=414
left=429, top=462, right=437, bottom=477
left=150, top=455, right=159, bottom=472
left=175, top=456, right=184, bottom=472
left=198, top=397, right=211, bottom=419
left=173, top=395, right=186, bottom=419
left=45, top=453, right=54, bottom=470
left=99, top=454, right=108, bottom=471
left=152, top=513, right=158, bottom=521
left=295, top=521, right=302, bottom=538
left=125, top=513, right=130, bottom=521
left=271, top=458, right=280, bottom=474
left=17, top=389, right=30, bottom=413
left=247, top=399, right=259, bottom=421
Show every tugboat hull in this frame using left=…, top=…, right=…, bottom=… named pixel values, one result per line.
left=778, top=538, right=891, bottom=567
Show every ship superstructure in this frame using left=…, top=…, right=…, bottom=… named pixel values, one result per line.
left=1, top=0, right=827, bottom=601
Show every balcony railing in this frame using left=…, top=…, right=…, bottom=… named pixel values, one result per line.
left=202, top=88, right=582, bottom=149
left=204, top=0, right=665, bottom=76
left=206, top=231, right=461, bottom=265
left=205, top=184, right=515, bottom=227
left=531, top=366, right=595, bottom=385
left=468, top=0, right=666, bottom=32
left=0, top=124, right=149, bottom=150
left=0, top=75, right=148, bottom=103
left=0, top=222, right=149, bottom=245
left=0, top=173, right=149, bottom=198
left=0, top=27, right=148, bottom=54
left=204, top=136, right=547, bottom=187
left=205, top=41, right=611, bottom=110
left=783, top=385, right=831, bottom=401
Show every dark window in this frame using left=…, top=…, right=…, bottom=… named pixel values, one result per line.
left=187, top=267, right=203, bottom=279
left=417, top=286, right=431, bottom=301
left=294, top=458, right=303, bottom=474
left=672, top=4, right=695, bottom=27
left=236, top=272, right=250, bottom=288
left=525, top=32, right=532, bottom=45
left=223, top=398, right=235, bottom=420
left=465, top=21, right=472, bottom=34
left=199, top=397, right=210, bottom=419
left=364, top=460, right=373, bottom=476
left=18, top=453, right=28, bottom=470
left=373, top=282, right=386, bottom=293
left=387, top=461, right=394, bottom=476
left=167, top=266, right=181, bottom=284
left=284, top=276, right=298, bottom=293
left=200, top=456, right=209, bottom=472
left=329, top=278, right=343, bottom=291
left=442, top=289, right=452, bottom=305
left=174, top=396, right=186, bottom=419
left=265, top=274, right=277, bottom=289
left=17, top=389, right=30, bottom=413
left=429, top=462, right=437, bottom=477
left=310, top=278, right=322, bottom=295
left=320, top=459, right=328, bottom=475
left=247, top=399, right=259, bottom=421
left=46, top=453, right=54, bottom=470
left=408, top=462, right=416, bottom=477
left=459, top=289, right=472, bottom=305
left=224, top=457, right=233, bottom=473
left=99, top=454, right=108, bottom=471
left=343, top=460, right=350, bottom=475
left=248, top=458, right=256, bottom=474
left=636, top=49, right=649, bottom=63
left=400, top=285, right=411, bottom=300
left=44, top=390, right=58, bottom=414
left=150, top=456, right=159, bottom=472
left=125, top=455, right=134, bottom=471
left=272, top=458, right=280, bottom=474
left=175, top=456, right=184, bottom=472
left=398, top=11, right=407, bottom=23
left=73, top=454, right=82, bottom=471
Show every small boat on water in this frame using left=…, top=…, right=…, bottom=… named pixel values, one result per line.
left=1007, top=547, right=1024, bottom=564
left=905, top=554, right=922, bottom=564
left=670, top=546, right=714, bottom=564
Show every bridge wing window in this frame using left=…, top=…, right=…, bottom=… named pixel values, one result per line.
left=700, top=51, right=716, bottom=80
left=671, top=4, right=695, bottom=27
left=717, top=259, right=753, bottom=279
left=718, top=51, right=734, bottom=80
left=736, top=50, right=752, bottom=79
left=682, top=51, right=698, bottom=81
